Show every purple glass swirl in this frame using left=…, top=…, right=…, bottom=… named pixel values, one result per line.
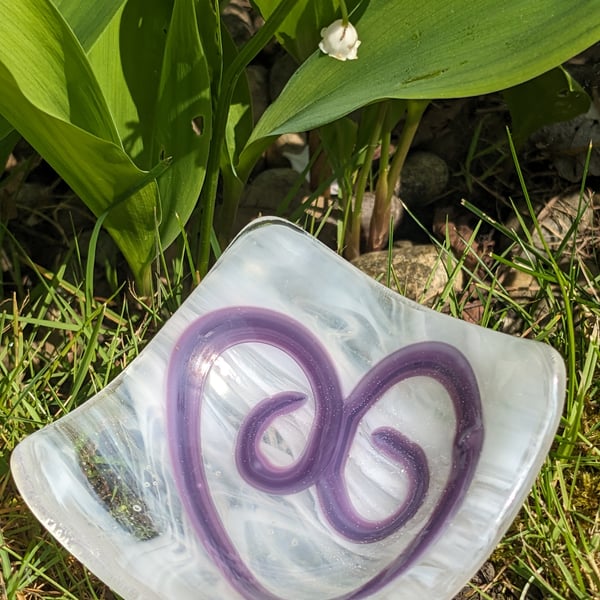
left=167, top=306, right=483, bottom=599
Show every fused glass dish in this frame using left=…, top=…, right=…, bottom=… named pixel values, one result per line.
left=11, top=218, right=565, bottom=600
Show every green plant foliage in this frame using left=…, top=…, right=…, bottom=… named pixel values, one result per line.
left=0, top=0, right=160, bottom=286
left=503, top=67, right=591, bottom=146
left=221, top=29, right=253, bottom=169
left=149, top=0, right=213, bottom=248
left=0, top=0, right=126, bottom=145
left=318, top=116, right=359, bottom=178
left=0, top=115, right=11, bottom=140
left=1, top=0, right=599, bottom=287
left=85, top=0, right=213, bottom=258
left=248, top=0, right=600, bottom=143
left=53, top=0, right=126, bottom=52
left=216, top=29, right=253, bottom=237
left=0, top=0, right=214, bottom=290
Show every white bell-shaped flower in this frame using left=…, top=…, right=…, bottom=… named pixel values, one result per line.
left=319, top=19, right=361, bottom=61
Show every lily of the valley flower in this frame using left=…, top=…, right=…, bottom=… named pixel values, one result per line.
left=319, top=19, right=361, bottom=61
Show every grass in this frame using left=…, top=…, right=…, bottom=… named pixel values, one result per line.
left=1, top=150, right=599, bottom=600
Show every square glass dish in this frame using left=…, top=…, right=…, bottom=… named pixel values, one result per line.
left=11, top=218, right=565, bottom=599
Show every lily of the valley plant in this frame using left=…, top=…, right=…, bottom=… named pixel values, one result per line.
left=0, top=0, right=598, bottom=292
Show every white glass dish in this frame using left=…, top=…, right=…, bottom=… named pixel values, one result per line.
left=11, top=218, right=565, bottom=599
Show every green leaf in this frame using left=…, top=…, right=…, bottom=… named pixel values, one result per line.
left=503, top=67, right=591, bottom=146
left=249, top=0, right=600, bottom=142
left=152, top=0, right=212, bottom=248
left=0, top=2, right=120, bottom=144
left=195, top=0, right=223, bottom=99
left=0, top=0, right=160, bottom=283
left=52, top=0, right=126, bottom=52
left=221, top=26, right=253, bottom=171
left=90, top=0, right=212, bottom=252
left=318, top=116, right=358, bottom=177
left=0, top=116, right=12, bottom=142
left=89, top=0, right=173, bottom=169
left=0, top=0, right=125, bottom=146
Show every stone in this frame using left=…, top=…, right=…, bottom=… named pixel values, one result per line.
left=505, top=191, right=597, bottom=259
left=265, top=132, right=308, bottom=169
left=359, top=191, right=404, bottom=238
left=397, top=151, right=450, bottom=206
left=234, top=168, right=310, bottom=234
left=221, top=0, right=254, bottom=46
left=352, top=241, right=463, bottom=306
left=531, top=104, right=600, bottom=182
left=499, top=191, right=598, bottom=334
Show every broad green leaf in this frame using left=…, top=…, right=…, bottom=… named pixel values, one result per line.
left=85, top=0, right=212, bottom=252
left=221, top=26, right=253, bottom=171
left=89, top=0, right=173, bottom=168
left=0, top=0, right=160, bottom=283
left=87, top=3, right=142, bottom=163
left=248, top=0, right=600, bottom=143
left=0, top=2, right=119, bottom=144
left=217, top=27, right=253, bottom=236
left=504, top=67, right=591, bottom=146
left=252, top=0, right=363, bottom=63
left=52, top=0, right=126, bottom=52
left=318, top=116, right=358, bottom=178
left=0, top=0, right=126, bottom=146
left=196, top=0, right=222, bottom=98
left=0, top=116, right=12, bottom=142
left=152, top=0, right=212, bottom=248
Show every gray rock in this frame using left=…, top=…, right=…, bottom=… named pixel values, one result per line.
left=359, top=191, right=403, bottom=238
left=397, top=151, right=449, bottom=206
left=500, top=190, right=598, bottom=334
left=505, top=190, right=596, bottom=258
left=531, top=105, right=600, bottom=182
left=352, top=241, right=463, bottom=306
left=222, top=0, right=254, bottom=46
left=265, top=132, right=308, bottom=169
left=235, top=168, right=310, bottom=234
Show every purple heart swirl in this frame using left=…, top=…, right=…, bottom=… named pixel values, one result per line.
left=167, top=306, right=483, bottom=599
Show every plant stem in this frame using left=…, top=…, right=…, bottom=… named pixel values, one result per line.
left=367, top=128, right=390, bottom=250
left=339, top=0, right=350, bottom=25
left=216, top=168, right=245, bottom=245
left=196, top=0, right=297, bottom=278
left=367, top=99, right=428, bottom=251
left=345, top=101, right=387, bottom=260
left=386, top=99, right=429, bottom=197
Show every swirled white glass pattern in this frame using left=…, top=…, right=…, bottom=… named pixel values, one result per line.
left=11, top=218, right=565, bottom=599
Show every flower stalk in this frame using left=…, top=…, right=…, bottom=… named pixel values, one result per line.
left=339, top=0, right=349, bottom=25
